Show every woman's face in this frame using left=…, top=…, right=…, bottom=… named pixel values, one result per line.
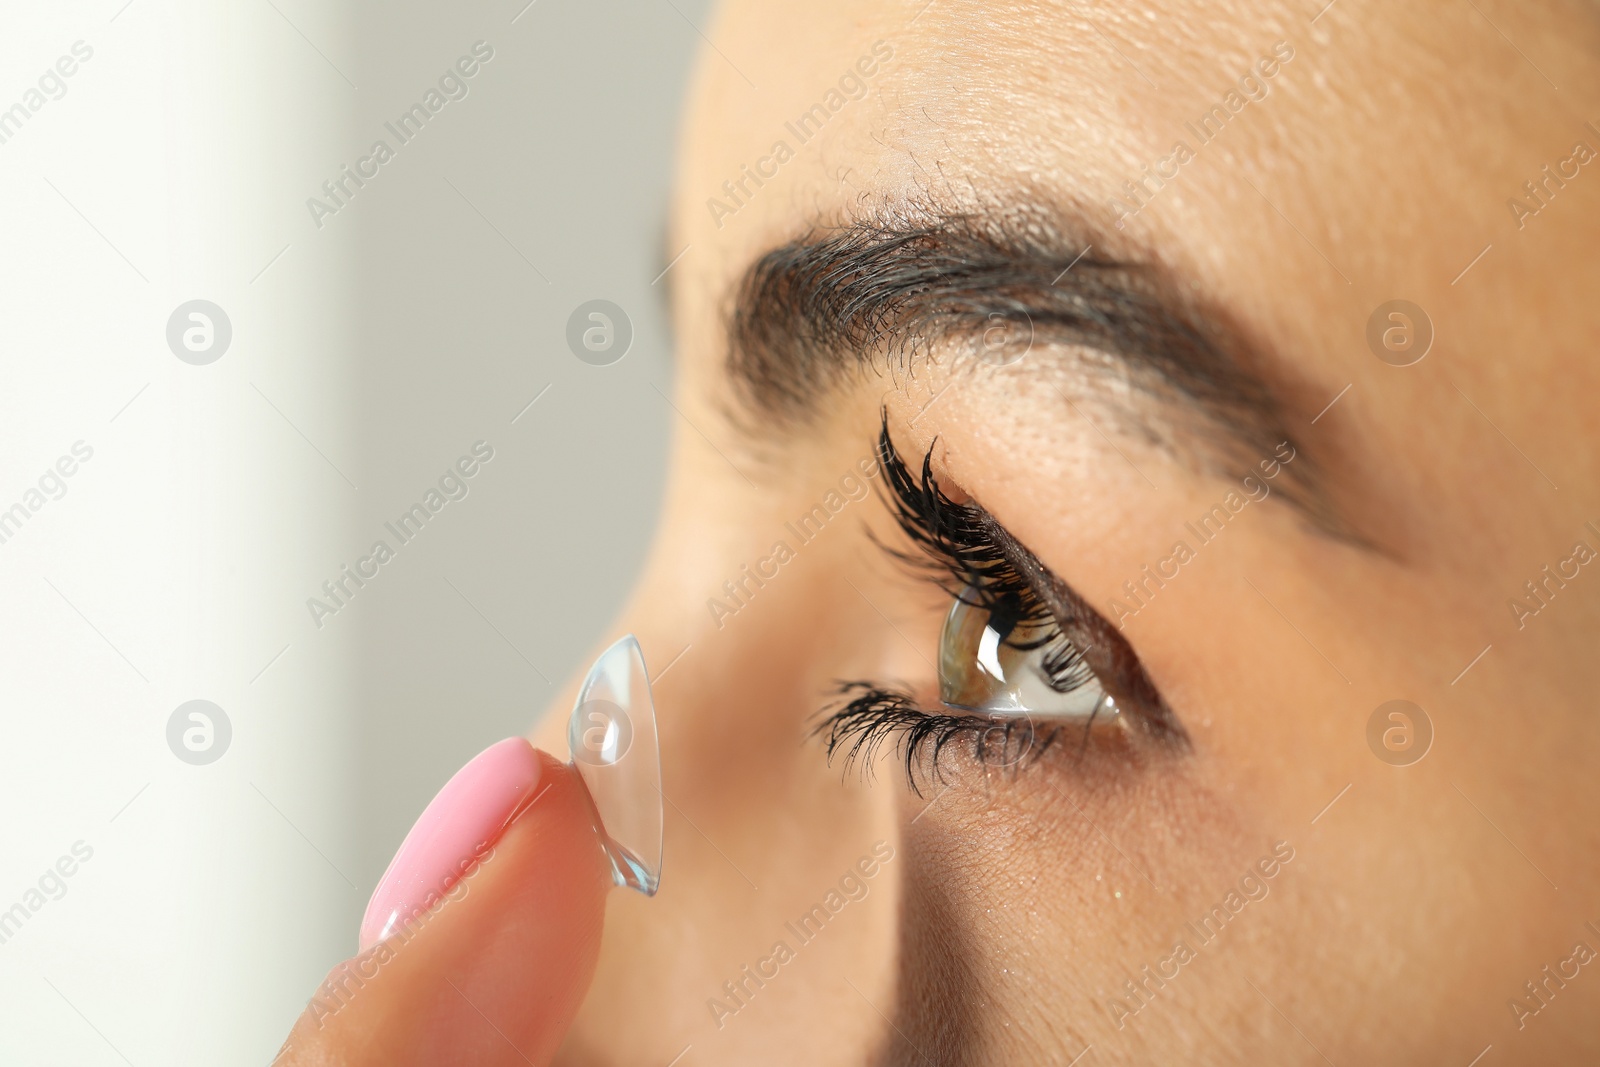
left=536, top=2, right=1600, bottom=1062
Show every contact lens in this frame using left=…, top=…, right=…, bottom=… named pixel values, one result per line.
left=938, top=592, right=1119, bottom=721
left=566, top=634, right=664, bottom=896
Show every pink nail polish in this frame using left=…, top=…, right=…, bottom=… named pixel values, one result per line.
left=359, top=737, right=542, bottom=951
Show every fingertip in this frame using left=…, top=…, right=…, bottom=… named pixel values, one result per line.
left=359, top=737, right=545, bottom=953
left=289, top=750, right=611, bottom=1066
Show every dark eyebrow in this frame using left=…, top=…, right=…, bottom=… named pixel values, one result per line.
left=724, top=203, right=1350, bottom=538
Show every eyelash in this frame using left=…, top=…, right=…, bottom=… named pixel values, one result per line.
left=870, top=416, right=1097, bottom=697
left=815, top=413, right=1181, bottom=791
left=820, top=683, right=1067, bottom=795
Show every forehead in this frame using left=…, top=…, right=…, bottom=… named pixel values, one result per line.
left=671, top=2, right=1599, bottom=534
left=674, top=0, right=1590, bottom=322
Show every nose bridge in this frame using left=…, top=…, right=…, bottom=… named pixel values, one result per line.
left=609, top=436, right=913, bottom=818
left=534, top=472, right=850, bottom=864
left=536, top=461, right=907, bottom=1058
left=626, top=511, right=842, bottom=818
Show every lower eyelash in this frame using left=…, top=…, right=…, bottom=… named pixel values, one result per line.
left=815, top=682, right=1067, bottom=795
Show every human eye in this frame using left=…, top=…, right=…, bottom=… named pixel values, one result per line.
left=816, top=412, right=1189, bottom=791
left=938, top=584, right=1112, bottom=720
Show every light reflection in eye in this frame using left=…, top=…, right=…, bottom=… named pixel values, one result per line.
left=938, top=588, right=1120, bottom=723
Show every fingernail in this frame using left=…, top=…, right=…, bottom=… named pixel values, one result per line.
left=359, top=737, right=542, bottom=951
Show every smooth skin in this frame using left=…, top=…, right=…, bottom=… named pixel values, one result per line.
left=288, top=1, right=1600, bottom=1063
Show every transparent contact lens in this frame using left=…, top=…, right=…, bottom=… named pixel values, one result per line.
left=567, top=634, right=663, bottom=896
left=938, top=591, right=1119, bottom=722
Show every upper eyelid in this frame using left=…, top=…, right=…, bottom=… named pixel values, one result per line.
left=871, top=420, right=1044, bottom=614
left=977, top=515, right=1188, bottom=751
left=873, top=414, right=1191, bottom=753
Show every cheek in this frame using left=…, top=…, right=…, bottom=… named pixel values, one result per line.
left=902, top=764, right=1271, bottom=1051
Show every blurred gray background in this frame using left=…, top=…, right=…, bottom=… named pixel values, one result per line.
left=345, top=0, right=703, bottom=888
left=0, top=0, right=707, bottom=1061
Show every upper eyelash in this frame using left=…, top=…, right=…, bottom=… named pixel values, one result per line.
left=872, top=413, right=1096, bottom=693
left=874, top=410, right=1188, bottom=750
left=874, top=413, right=1047, bottom=624
left=815, top=413, right=1189, bottom=788
left=811, top=416, right=1105, bottom=788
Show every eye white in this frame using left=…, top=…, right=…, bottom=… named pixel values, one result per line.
left=938, top=588, right=1119, bottom=723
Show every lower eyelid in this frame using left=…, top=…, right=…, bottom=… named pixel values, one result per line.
left=977, top=517, right=1190, bottom=751
left=815, top=683, right=1132, bottom=794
